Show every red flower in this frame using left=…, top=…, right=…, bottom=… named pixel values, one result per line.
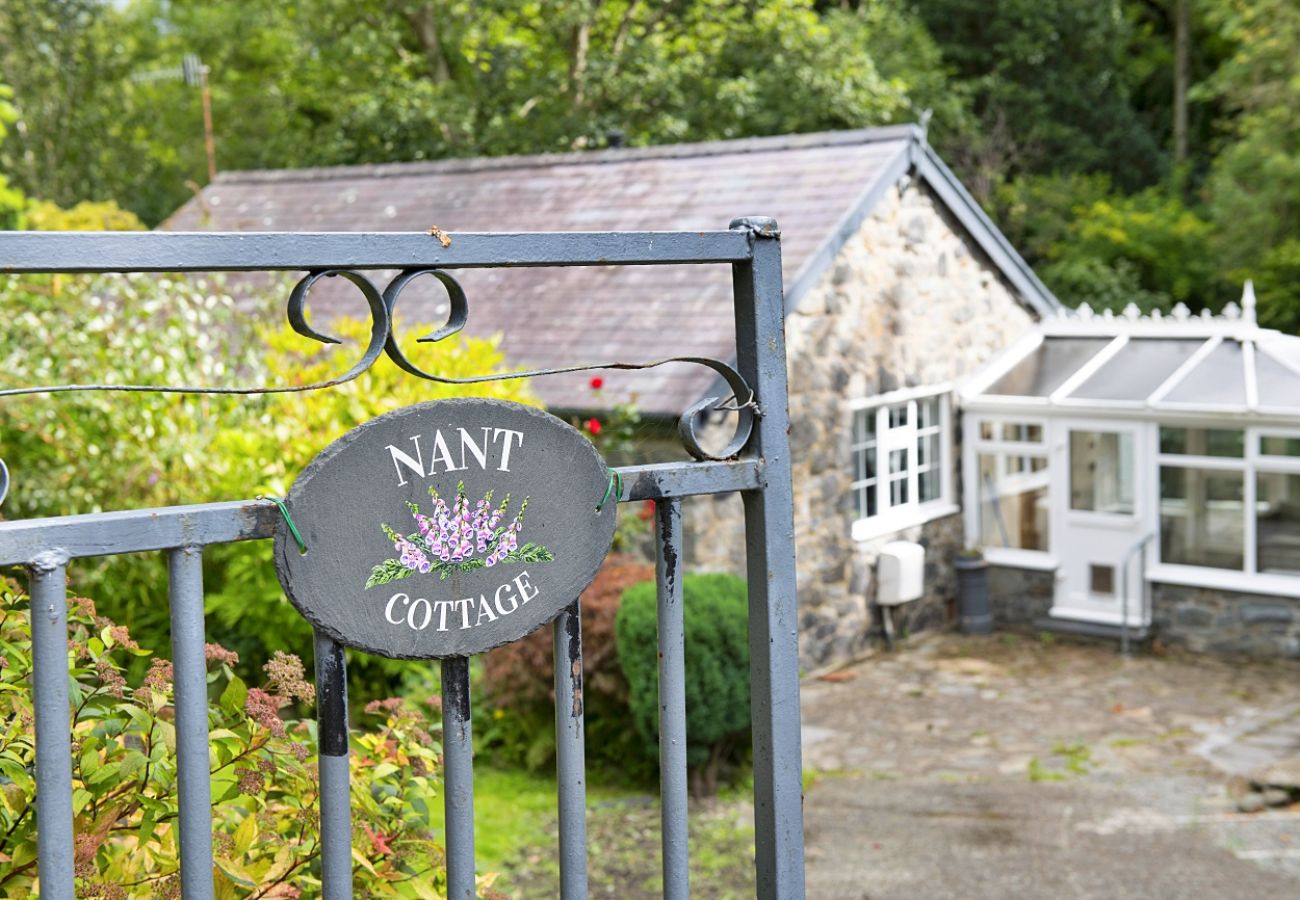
left=589, top=376, right=604, bottom=390
left=639, top=500, right=656, bottom=521
left=585, top=418, right=602, bottom=435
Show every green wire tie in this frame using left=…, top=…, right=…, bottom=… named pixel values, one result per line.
left=259, top=494, right=308, bottom=554
left=596, top=469, right=623, bottom=513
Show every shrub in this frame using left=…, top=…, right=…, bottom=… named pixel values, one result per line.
left=615, top=572, right=751, bottom=797
left=0, top=576, right=467, bottom=898
left=0, top=271, right=540, bottom=694
left=477, top=555, right=656, bottom=780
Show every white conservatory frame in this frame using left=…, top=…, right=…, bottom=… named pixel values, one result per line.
left=960, top=286, right=1300, bottom=628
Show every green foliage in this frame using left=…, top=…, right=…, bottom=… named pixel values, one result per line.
left=1201, top=0, right=1300, bottom=332
left=992, top=173, right=1224, bottom=314
left=25, top=200, right=146, bottom=232
left=0, top=577, right=453, bottom=897
left=0, top=273, right=265, bottom=663
left=0, top=84, right=25, bottom=229
left=572, top=378, right=651, bottom=553
left=615, top=572, right=750, bottom=796
left=0, top=2, right=154, bottom=217
left=914, top=0, right=1164, bottom=192
left=0, top=272, right=540, bottom=692
left=1, top=0, right=923, bottom=226
left=1248, top=240, right=1300, bottom=333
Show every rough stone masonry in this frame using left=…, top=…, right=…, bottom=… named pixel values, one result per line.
left=684, top=183, right=1034, bottom=669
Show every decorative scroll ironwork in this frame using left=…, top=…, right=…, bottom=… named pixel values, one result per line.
left=0, top=268, right=757, bottom=463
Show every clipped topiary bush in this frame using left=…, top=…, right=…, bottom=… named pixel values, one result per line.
left=615, top=572, right=751, bottom=796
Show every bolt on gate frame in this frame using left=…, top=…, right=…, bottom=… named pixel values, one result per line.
left=0, top=221, right=805, bottom=899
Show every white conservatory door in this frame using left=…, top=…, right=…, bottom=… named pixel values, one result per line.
left=1051, top=422, right=1149, bottom=626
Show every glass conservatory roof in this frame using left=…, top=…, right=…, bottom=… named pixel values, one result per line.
left=964, top=285, right=1300, bottom=419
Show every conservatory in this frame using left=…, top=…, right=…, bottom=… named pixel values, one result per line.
left=960, top=285, right=1300, bottom=641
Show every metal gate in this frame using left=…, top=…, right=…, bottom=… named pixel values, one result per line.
left=0, top=221, right=804, bottom=899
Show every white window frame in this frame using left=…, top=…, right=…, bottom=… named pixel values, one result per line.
left=1150, top=424, right=1300, bottom=592
left=849, top=385, right=957, bottom=542
left=964, top=413, right=1056, bottom=568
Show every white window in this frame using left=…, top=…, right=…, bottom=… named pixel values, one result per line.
left=850, top=388, right=954, bottom=540
left=969, top=417, right=1051, bottom=553
left=1157, top=426, right=1300, bottom=576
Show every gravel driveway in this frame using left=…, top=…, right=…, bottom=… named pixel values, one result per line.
left=800, top=632, right=1300, bottom=899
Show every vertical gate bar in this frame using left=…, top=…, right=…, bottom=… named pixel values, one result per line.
left=168, top=546, right=215, bottom=900
left=441, top=656, right=475, bottom=899
left=655, top=499, right=690, bottom=900
left=28, top=550, right=75, bottom=900
left=552, top=601, right=588, bottom=899
left=729, top=216, right=806, bottom=898
left=314, top=632, right=353, bottom=900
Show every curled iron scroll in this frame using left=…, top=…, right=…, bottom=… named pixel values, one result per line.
left=381, top=268, right=757, bottom=460
left=0, top=457, right=8, bottom=508
left=0, top=267, right=758, bottom=461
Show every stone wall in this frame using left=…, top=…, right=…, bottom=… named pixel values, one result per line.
left=1151, top=583, right=1300, bottom=658
left=683, top=182, right=1037, bottom=669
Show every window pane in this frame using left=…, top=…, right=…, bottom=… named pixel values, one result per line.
left=1159, top=426, right=1243, bottom=458
left=1261, top=435, right=1300, bottom=458
left=1070, top=431, right=1135, bottom=515
left=1257, top=472, right=1300, bottom=575
left=919, top=469, right=940, bottom=503
left=979, top=421, right=994, bottom=441
left=889, top=448, right=907, bottom=475
left=1071, top=339, right=1203, bottom=401
left=1090, top=565, right=1115, bottom=595
left=855, top=484, right=878, bottom=520
left=890, top=477, right=909, bottom=506
left=887, top=403, right=910, bottom=428
left=917, top=433, right=939, bottom=467
left=853, top=446, right=878, bottom=482
left=1165, top=341, right=1246, bottom=406
left=853, top=408, right=877, bottom=444
left=1006, top=455, right=1048, bottom=475
left=1160, top=467, right=1244, bottom=570
left=1256, top=351, right=1300, bottom=409
left=977, top=453, right=1049, bottom=551
left=987, top=338, right=1111, bottom=397
left=1002, top=423, right=1043, bottom=443
left=919, top=397, right=940, bottom=429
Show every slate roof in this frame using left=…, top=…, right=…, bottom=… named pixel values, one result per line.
left=165, top=126, right=1059, bottom=416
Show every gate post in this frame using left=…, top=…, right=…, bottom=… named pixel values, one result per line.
left=730, top=217, right=806, bottom=899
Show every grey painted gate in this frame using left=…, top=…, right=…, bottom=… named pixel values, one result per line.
left=0, top=222, right=804, bottom=898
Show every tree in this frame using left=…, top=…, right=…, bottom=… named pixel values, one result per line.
left=3, top=0, right=926, bottom=225
left=912, top=0, right=1165, bottom=198
left=1202, top=0, right=1300, bottom=332
left=0, top=86, right=26, bottom=228
left=0, top=3, right=149, bottom=212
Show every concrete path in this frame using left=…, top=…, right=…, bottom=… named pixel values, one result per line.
left=800, top=633, right=1300, bottom=899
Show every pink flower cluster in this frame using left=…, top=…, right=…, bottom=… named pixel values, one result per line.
left=391, top=486, right=527, bottom=574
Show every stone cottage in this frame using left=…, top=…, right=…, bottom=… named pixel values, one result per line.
left=166, top=125, right=1061, bottom=668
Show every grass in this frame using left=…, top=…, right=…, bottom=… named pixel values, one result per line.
left=1028, top=742, right=1092, bottom=782
left=430, top=766, right=638, bottom=874
left=434, top=764, right=756, bottom=898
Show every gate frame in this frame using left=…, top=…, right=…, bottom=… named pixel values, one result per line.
left=0, top=221, right=804, bottom=899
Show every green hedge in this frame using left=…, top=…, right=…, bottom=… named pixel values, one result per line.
left=615, top=572, right=750, bottom=795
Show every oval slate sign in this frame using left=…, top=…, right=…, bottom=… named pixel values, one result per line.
left=274, top=399, right=617, bottom=659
